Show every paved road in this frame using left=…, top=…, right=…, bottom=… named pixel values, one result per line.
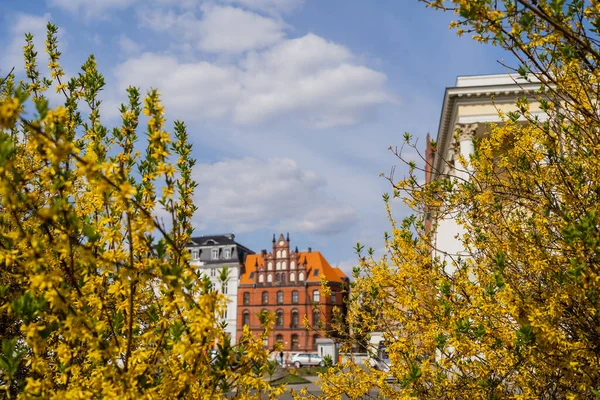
left=277, top=376, right=383, bottom=399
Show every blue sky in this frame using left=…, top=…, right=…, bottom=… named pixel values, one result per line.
left=1, top=0, right=513, bottom=273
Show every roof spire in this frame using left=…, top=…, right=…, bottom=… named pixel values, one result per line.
left=295, top=246, right=298, bottom=253
left=272, top=233, right=276, bottom=243
left=286, top=232, right=290, bottom=242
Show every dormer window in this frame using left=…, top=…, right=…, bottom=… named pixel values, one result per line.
left=212, top=248, right=219, bottom=260
left=224, top=248, right=231, bottom=259
left=191, top=249, right=199, bottom=260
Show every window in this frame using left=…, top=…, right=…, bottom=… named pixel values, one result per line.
left=291, top=309, right=299, bottom=328
left=243, top=310, right=250, bottom=326
left=259, top=274, right=264, bottom=283
left=313, top=269, right=319, bottom=277
left=191, top=249, right=199, bottom=260
left=277, top=291, right=283, bottom=304
left=313, top=290, right=320, bottom=303
left=291, top=334, right=299, bottom=350
left=222, top=283, right=228, bottom=294
left=249, top=272, right=255, bottom=279
left=276, top=261, right=281, bottom=270
left=282, top=250, right=287, bottom=258
left=331, top=292, right=337, bottom=303
left=243, top=292, right=250, bottom=305
left=281, top=273, right=286, bottom=283
left=275, top=273, right=280, bottom=282
left=276, top=334, right=283, bottom=344
left=298, top=272, right=304, bottom=281
left=212, top=248, right=218, bottom=260
left=267, top=274, right=273, bottom=283
left=211, top=268, right=216, bottom=277
left=290, top=272, right=295, bottom=282
left=276, top=250, right=281, bottom=258
left=292, top=291, right=298, bottom=304
left=290, top=261, right=295, bottom=269
left=263, top=337, right=269, bottom=348
left=262, top=291, right=269, bottom=305
left=282, top=261, right=287, bottom=269
left=313, top=309, right=320, bottom=327
left=224, top=248, right=231, bottom=259
left=276, top=309, right=283, bottom=327
left=221, top=309, right=228, bottom=319
left=313, top=334, right=320, bottom=350
left=268, top=262, right=273, bottom=270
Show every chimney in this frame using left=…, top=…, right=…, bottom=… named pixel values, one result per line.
left=225, top=233, right=235, bottom=240
left=261, top=249, right=267, bottom=256
left=307, top=247, right=312, bottom=254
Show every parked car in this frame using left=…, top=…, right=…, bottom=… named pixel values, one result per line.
left=290, top=353, right=325, bottom=368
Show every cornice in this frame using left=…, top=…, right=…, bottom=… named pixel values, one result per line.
left=432, top=76, right=542, bottom=180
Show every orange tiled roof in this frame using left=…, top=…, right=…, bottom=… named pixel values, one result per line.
left=240, top=251, right=346, bottom=285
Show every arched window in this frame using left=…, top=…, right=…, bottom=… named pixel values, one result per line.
left=243, top=292, right=250, bottom=305
left=277, top=291, right=284, bottom=304
left=291, top=334, right=299, bottom=350
left=313, top=290, right=320, bottom=303
left=282, top=250, right=287, bottom=258
left=262, top=291, right=268, bottom=305
left=243, top=310, right=250, bottom=326
left=281, top=273, right=286, bottom=283
left=298, top=272, right=304, bottom=281
left=291, top=309, right=299, bottom=328
left=290, top=261, right=296, bottom=269
left=313, top=334, right=320, bottom=350
left=282, top=261, right=287, bottom=269
left=292, top=290, right=299, bottom=304
left=276, top=261, right=281, bottom=270
left=267, top=261, right=273, bottom=270
left=276, top=309, right=284, bottom=327
left=275, top=273, right=280, bottom=282
left=313, top=309, right=320, bottom=327
left=276, top=334, right=283, bottom=344
left=290, top=272, right=295, bottom=282
left=267, top=273, right=273, bottom=283
left=259, top=274, right=264, bottom=283
left=276, top=250, right=281, bottom=258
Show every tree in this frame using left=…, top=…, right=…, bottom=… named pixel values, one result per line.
left=318, top=1, right=600, bottom=398
left=0, top=24, right=282, bottom=398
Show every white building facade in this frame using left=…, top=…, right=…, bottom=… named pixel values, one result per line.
left=427, top=74, right=544, bottom=266
left=186, top=234, right=254, bottom=344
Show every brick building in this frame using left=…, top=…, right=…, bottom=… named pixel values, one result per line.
left=237, top=234, right=348, bottom=352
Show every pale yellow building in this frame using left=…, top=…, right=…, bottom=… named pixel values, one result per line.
left=426, top=74, right=543, bottom=267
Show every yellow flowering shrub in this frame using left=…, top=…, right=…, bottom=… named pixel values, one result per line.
left=316, top=1, right=600, bottom=398
left=0, top=24, right=281, bottom=399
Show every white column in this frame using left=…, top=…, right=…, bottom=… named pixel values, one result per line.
left=456, top=123, right=477, bottom=181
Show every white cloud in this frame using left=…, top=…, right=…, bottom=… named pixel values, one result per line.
left=5, top=13, right=51, bottom=73
left=114, top=33, right=391, bottom=127
left=196, top=5, right=286, bottom=53
left=283, top=206, right=357, bottom=235
left=114, top=53, right=241, bottom=119
left=191, top=158, right=357, bottom=235
left=118, top=35, right=142, bottom=56
left=138, top=5, right=286, bottom=54
left=136, top=8, right=197, bottom=33
left=219, top=0, right=303, bottom=15
left=48, top=0, right=137, bottom=18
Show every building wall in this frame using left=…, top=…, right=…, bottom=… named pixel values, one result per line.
left=190, top=261, right=240, bottom=341
left=186, top=234, right=254, bottom=345
left=429, top=74, right=544, bottom=268
left=237, top=282, right=345, bottom=351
